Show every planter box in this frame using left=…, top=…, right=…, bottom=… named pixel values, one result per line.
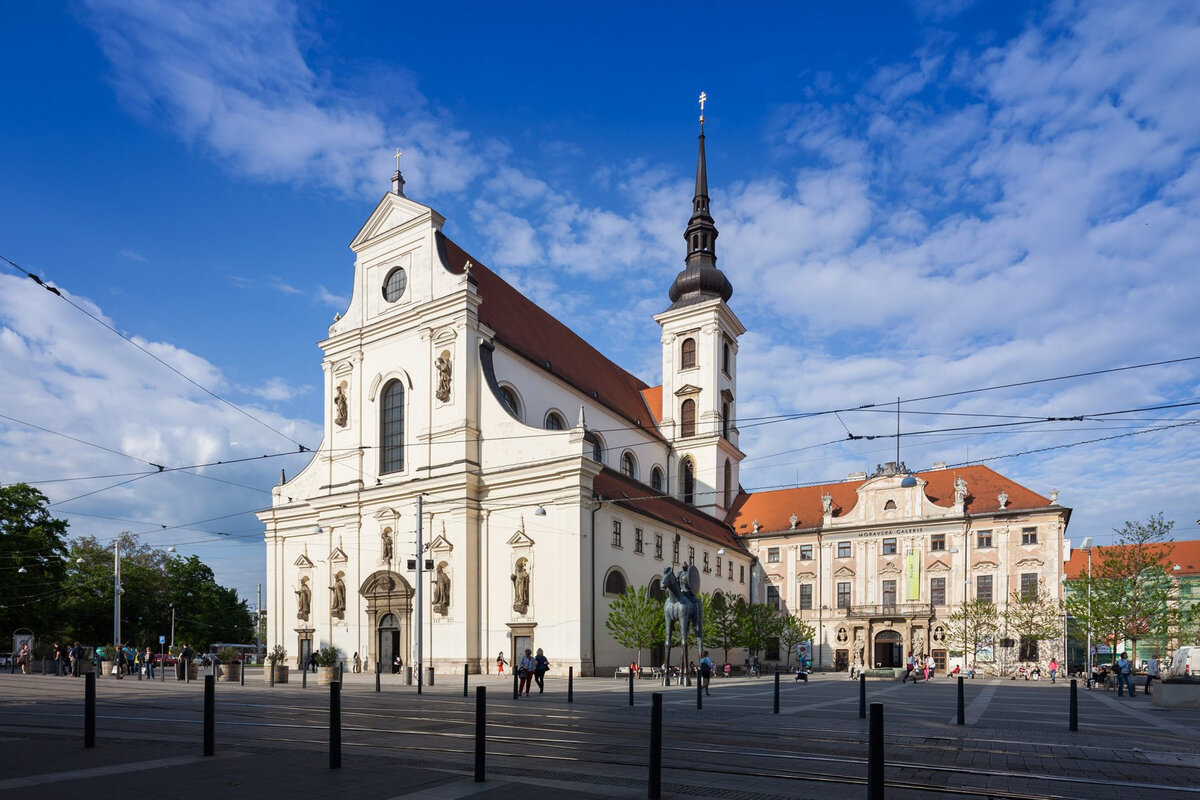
left=317, top=666, right=338, bottom=685
left=218, top=663, right=241, bottom=682
left=1153, top=680, right=1200, bottom=709
left=265, top=665, right=289, bottom=684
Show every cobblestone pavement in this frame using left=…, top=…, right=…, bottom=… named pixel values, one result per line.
left=1, top=670, right=1197, bottom=799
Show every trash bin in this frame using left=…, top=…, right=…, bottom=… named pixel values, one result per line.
left=404, top=666, right=412, bottom=685
left=425, top=666, right=435, bottom=686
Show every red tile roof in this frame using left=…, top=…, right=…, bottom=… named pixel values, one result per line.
left=1064, top=539, right=1200, bottom=578
left=593, top=468, right=747, bottom=554
left=726, top=464, right=1058, bottom=536
left=441, top=236, right=664, bottom=440
left=640, top=386, right=663, bottom=425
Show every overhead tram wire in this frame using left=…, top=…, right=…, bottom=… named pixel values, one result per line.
left=1, top=253, right=312, bottom=451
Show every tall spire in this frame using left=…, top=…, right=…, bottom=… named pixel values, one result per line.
left=668, top=93, right=732, bottom=309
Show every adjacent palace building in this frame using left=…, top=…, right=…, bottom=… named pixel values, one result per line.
left=259, top=119, right=1072, bottom=677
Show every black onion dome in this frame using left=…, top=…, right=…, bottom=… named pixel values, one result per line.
left=668, top=129, right=733, bottom=309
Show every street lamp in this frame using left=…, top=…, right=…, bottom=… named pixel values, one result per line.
left=1078, top=536, right=1094, bottom=680
left=950, top=538, right=969, bottom=671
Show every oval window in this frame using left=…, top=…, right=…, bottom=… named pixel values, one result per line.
left=383, top=268, right=408, bottom=302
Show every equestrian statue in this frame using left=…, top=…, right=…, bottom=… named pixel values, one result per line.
left=660, top=564, right=703, bottom=686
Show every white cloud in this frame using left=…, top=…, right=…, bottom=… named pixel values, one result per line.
left=243, top=377, right=312, bottom=402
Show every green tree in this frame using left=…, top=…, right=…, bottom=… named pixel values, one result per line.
left=705, top=592, right=740, bottom=662
left=944, top=599, right=999, bottom=669
left=738, top=601, right=784, bottom=659
left=1098, top=514, right=1175, bottom=662
left=777, top=613, right=815, bottom=668
left=1002, top=587, right=1063, bottom=665
left=0, top=484, right=69, bottom=648
left=604, top=586, right=663, bottom=667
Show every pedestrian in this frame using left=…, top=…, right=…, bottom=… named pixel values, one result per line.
left=16, top=642, right=31, bottom=674
left=496, top=651, right=507, bottom=677
left=1048, top=658, right=1058, bottom=684
left=393, top=655, right=403, bottom=674
left=723, top=662, right=731, bottom=679
left=1145, top=657, right=1159, bottom=695
left=352, top=652, right=361, bottom=673
left=699, top=650, right=714, bottom=695
left=308, top=652, right=318, bottom=673
left=68, top=642, right=83, bottom=677
left=178, top=643, right=192, bottom=680
left=1115, top=651, right=1135, bottom=697
left=143, top=646, right=155, bottom=679
left=923, top=654, right=933, bottom=682
left=903, top=651, right=916, bottom=683
left=52, top=641, right=65, bottom=676
left=518, top=649, right=535, bottom=695
left=534, top=648, right=550, bottom=693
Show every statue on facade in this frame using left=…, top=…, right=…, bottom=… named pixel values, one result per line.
left=511, top=559, right=530, bottom=613
left=821, top=493, right=833, bottom=515
left=435, top=353, right=452, bottom=402
left=381, top=528, right=394, bottom=562
left=330, top=573, right=346, bottom=620
left=954, top=476, right=968, bottom=505
left=912, top=629, right=925, bottom=658
left=296, top=578, right=311, bottom=622
left=432, top=563, right=450, bottom=615
left=997, top=491, right=1009, bottom=509
left=852, top=630, right=865, bottom=666
left=334, top=385, right=348, bottom=428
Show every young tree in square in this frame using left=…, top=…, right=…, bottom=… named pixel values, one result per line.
left=705, top=592, right=740, bottom=662
left=604, top=585, right=663, bottom=668
left=738, top=601, right=784, bottom=660
left=1091, top=514, right=1175, bottom=662
left=777, top=612, right=815, bottom=668
left=944, top=599, right=999, bottom=669
left=1002, top=587, right=1063, bottom=665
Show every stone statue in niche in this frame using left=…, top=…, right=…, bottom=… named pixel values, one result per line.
left=381, top=528, right=394, bottom=562
left=852, top=630, right=865, bottom=666
left=330, top=572, right=346, bottom=620
left=435, top=352, right=452, bottom=402
left=821, top=493, right=833, bottom=515
left=954, top=476, right=968, bottom=505
left=432, top=563, right=450, bottom=615
left=334, top=385, right=348, bottom=427
left=912, top=629, right=925, bottom=658
left=997, top=491, right=1009, bottom=509
left=296, top=578, right=311, bottom=622
left=511, top=558, right=530, bottom=614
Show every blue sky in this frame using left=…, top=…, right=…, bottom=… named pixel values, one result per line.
left=2, top=0, right=1198, bottom=604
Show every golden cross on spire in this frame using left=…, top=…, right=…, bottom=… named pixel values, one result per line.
left=394, top=148, right=403, bottom=171
left=699, top=91, right=707, bottom=124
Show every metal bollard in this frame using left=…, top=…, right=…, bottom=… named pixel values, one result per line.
left=859, top=673, right=866, bottom=719
left=868, top=702, right=884, bottom=800
left=1069, top=679, right=1078, bottom=732
left=375, top=660, right=380, bottom=693
left=84, top=672, right=96, bottom=748
left=629, top=667, right=635, bottom=707
left=774, top=671, right=781, bottom=714
left=240, top=661, right=245, bottom=686
left=329, top=681, right=341, bottom=769
left=302, top=664, right=307, bottom=689
left=649, top=693, right=663, bottom=800
left=474, top=686, right=486, bottom=782
left=464, top=663, right=469, bottom=697
left=269, top=661, right=275, bottom=688
left=203, top=675, right=215, bottom=757
left=696, top=673, right=702, bottom=710
left=568, top=666, right=574, bottom=703
left=513, top=672, right=519, bottom=700
left=957, top=676, right=965, bottom=725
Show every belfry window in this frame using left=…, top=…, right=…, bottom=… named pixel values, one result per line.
left=681, top=459, right=695, bottom=505
left=723, top=459, right=732, bottom=507
left=380, top=380, right=405, bottom=474
left=681, top=337, right=697, bottom=369
left=680, top=399, right=696, bottom=437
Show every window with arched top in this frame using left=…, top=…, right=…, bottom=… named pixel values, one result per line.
left=544, top=411, right=565, bottom=430
left=621, top=451, right=636, bottom=479
left=380, top=380, right=405, bottom=474
left=648, top=577, right=665, bottom=601
left=722, top=338, right=731, bottom=374
left=681, top=337, right=697, bottom=369
left=884, top=499, right=897, bottom=510
left=681, top=458, right=695, bottom=505
left=721, top=400, right=730, bottom=439
left=680, top=399, right=696, bottom=437
left=586, top=432, right=604, bottom=463
left=651, top=466, right=664, bottom=493
left=604, top=568, right=628, bottom=596
left=498, top=386, right=521, bottom=418
left=723, top=459, right=732, bottom=508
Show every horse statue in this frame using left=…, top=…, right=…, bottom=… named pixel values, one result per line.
left=661, top=565, right=702, bottom=686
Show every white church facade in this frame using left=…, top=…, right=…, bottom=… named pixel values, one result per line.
left=259, top=122, right=1071, bottom=677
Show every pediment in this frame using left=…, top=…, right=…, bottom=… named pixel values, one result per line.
left=429, top=534, right=453, bottom=553
left=972, top=559, right=999, bottom=572
left=674, top=384, right=702, bottom=397
left=927, top=560, right=952, bottom=572
left=350, top=192, right=442, bottom=250
left=796, top=570, right=817, bottom=580
left=834, top=565, right=856, bottom=578
left=294, top=553, right=314, bottom=568
left=1015, top=557, right=1045, bottom=569
left=766, top=573, right=784, bottom=585
left=879, top=562, right=902, bottom=576
left=507, top=530, right=535, bottom=549
left=328, top=547, right=349, bottom=563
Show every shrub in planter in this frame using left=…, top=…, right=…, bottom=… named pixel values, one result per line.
left=217, top=647, right=241, bottom=681
left=315, top=645, right=343, bottom=685
left=265, top=644, right=289, bottom=684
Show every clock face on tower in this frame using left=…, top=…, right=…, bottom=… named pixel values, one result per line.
left=383, top=267, right=408, bottom=302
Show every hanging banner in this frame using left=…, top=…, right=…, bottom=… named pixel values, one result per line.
left=905, top=551, right=921, bottom=601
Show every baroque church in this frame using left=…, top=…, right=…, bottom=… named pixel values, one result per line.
left=260, top=117, right=1071, bottom=677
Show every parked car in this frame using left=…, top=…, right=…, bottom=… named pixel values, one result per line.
left=152, top=653, right=178, bottom=667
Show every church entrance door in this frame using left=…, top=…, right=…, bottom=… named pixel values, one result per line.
left=874, top=630, right=903, bottom=668
left=379, top=613, right=400, bottom=672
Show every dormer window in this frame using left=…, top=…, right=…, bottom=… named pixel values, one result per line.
left=681, top=337, right=697, bottom=369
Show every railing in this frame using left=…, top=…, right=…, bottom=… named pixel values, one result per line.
left=838, top=603, right=934, bottom=618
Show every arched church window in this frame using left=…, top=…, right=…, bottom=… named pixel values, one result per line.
left=604, top=568, right=627, bottom=596
left=680, top=399, right=696, bottom=437
left=721, top=401, right=730, bottom=439
left=651, top=466, right=664, bottom=493
left=680, top=337, right=697, bottom=369
left=586, top=432, right=604, bottom=463
left=621, top=451, right=637, bottom=479
left=380, top=380, right=405, bottom=474
left=691, top=233, right=699, bottom=252
left=681, top=458, right=695, bottom=505
left=722, top=339, right=731, bottom=374
left=723, top=459, right=732, bottom=508
left=499, top=385, right=521, bottom=419
left=544, top=411, right=565, bottom=430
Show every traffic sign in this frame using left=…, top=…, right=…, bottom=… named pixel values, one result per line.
left=159, top=635, right=166, bottom=644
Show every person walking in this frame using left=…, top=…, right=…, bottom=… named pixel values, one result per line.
left=496, top=651, right=507, bottom=677
left=903, top=651, right=916, bottom=683
left=308, top=651, right=318, bottom=673
left=352, top=652, right=361, bottom=673
left=699, top=650, right=714, bottom=695
left=69, top=642, right=83, bottom=677
left=178, top=643, right=192, bottom=681
left=1145, top=657, right=1159, bottom=695
left=533, top=648, right=550, bottom=693
left=143, top=647, right=155, bottom=679
left=1115, top=652, right=1135, bottom=697
left=1048, top=657, right=1059, bottom=684
left=518, top=649, right=535, bottom=695
left=924, top=654, right=934, bottom=681
left=16, top=643, right=31, bottom=674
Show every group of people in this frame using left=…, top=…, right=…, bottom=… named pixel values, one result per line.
left=496, top=649, right=551, bottom=695
left=24, top=641, right=196, bottom=679
left=901, top=651, right=939, bottom=683
left=1087, top=652, right=1158, bottom=697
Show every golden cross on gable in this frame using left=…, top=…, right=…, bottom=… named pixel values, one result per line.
left=394, top=148, right=403, bottom=170
left=699, top=91, right=707, bottom=124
